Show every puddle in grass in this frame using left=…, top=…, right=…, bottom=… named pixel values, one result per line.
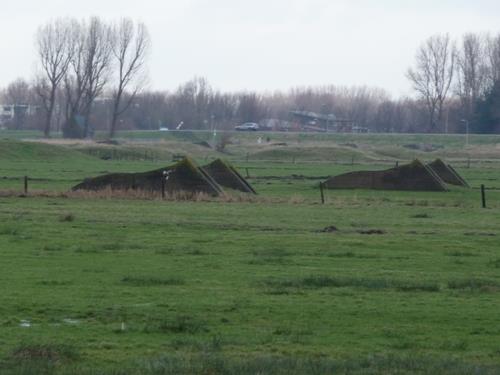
left=62, top=318, right=80, bottom=325
left=20, top=318, right=82, bottom=328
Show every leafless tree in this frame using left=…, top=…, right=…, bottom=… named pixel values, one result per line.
left=455, top=33, right=488, bottom=119
left=4, top=78, right=32, bottom=104
left=486, top=33, right=500, bottom=85
left=63, top=17, right=112, bottom=138
left=63, top=19, right=86, bottom=129
left=82, top=17, right=112, bottom=136
left=108, top=19, right=150, bottom=138
left=35, top=19, right=73, bottom=137
left=0, top=78, right=36, bottom=130
left=236, top=92, right=268, bottom=123
left=170, top=77, right=214, bottom=129
left=407, top=34, right=456, bottom=131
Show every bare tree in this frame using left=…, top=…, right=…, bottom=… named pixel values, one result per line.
left=108, top=19, right=150, bottom=138
left=4, top=78, right=32, bottom=104
left=63, top=19, right=86, bottom=131
left=169, top=77, right=212, bottom=129
left=486, top=33, right=500, bottom=85
left=82, top=17, right=112, bottom=137
left=63, top=17, right=112, bottom=138
left=407, top=34, right=456, bottom=131
left=0, top=78, right=36, bottom=130
left=236, top=92, right=268, bottom=123
left=455, top=33, right=488, bottom=120
left=35, top=19, right=73, bottom=136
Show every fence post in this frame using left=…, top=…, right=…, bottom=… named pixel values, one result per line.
left=24, top=176, right=28, bottom=195
left=161, top=172, right=166, bottom=199
left=320, top=182, right=325, bottom=204
left=481, top=184, right=486, bottom=208
left=245, top=168, right=250, bottom=178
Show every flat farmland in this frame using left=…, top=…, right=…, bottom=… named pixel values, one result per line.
left=1, top=132, right=500, bottom=374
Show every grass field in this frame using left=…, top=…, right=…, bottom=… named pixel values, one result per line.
left=1, top=131, right=500, bottom=374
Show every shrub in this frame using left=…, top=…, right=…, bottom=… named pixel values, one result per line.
left=121, top=276, right=185, bottom=287
left=10, top=343, right=79, bottom=363
left=447, top=278, right=500, bottom=291
left=143, top=315, right=207, bottom=334
left=59, top=213, right=75, bottom=222
left=263, top=276, right=439, bottom=292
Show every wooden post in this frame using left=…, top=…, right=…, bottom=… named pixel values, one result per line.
left=320, top=182, right=325, bottom=204
left=161, top=174, right=166, bottom=199
left=24, top=176, right=28, bottom=195
left=395, top=161, right=399, bottom=167
left=481, top=184, right=486, bottom=208
left=245, top=168, right=250, bottom=178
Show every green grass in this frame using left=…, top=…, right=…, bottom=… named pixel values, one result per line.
left=1, top=134, right=500, bottom=373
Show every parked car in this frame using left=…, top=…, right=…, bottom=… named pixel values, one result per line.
left=235, top=122, right=259, bottom=131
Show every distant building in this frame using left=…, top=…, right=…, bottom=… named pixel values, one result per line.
left=0, top=105, right=15, bottom=124
left=0, top=104, right=39, bottom=128
left=260, top=118, right=292, bottom=131
left=290, top=110, right=361, bottom=133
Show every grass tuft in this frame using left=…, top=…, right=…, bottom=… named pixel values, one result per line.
left=411, top=213, right=432, bottom=218
left=58, top=213, right=75, bottom=222
left=264, top=276, right=440, bottom=292
left=121, top=276, right=185, bottom=286
left=488, top=259, right=500, bottom=268
left=447, top=278, right=500, bottom=291
left=10, top=342, right=79, bottom=363
left=446, top=251, right=476, bottom=257
left=143, top=315, right=208, bottom=334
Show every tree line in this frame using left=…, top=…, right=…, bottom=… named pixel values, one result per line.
left=1, top=23, right=500, bottom=135
left=407, top=33, right=500, bottom=133
left=1, top=17, right=150, bottom=138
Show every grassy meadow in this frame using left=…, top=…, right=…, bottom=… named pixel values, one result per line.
left=1, top=130, right=500, bottom=374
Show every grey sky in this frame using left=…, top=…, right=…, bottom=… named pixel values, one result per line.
left=1, top=0, right=499, bottom=96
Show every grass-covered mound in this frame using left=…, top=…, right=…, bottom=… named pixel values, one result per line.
left=427, top=159, right=469, bottom=187
left=72, top=157, right=223, bottom=196
left=324, top=159, right=448, bottom=191
left=0, top=140, right=95, bottom=162
left=202, top=159, right=256, bottom=194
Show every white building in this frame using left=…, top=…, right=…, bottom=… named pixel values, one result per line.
left=0, top=105, right=15, bottom=124
left=0, top=104, right=39, bottom=127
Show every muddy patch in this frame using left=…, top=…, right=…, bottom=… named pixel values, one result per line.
left=317, top=225, right=339, bottom=233
left=357, top=229, right=386, bottom=235
left=464, top=232, right=496, bottom=237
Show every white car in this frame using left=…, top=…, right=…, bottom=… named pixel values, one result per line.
left=235, top=122, right=259, bottom=131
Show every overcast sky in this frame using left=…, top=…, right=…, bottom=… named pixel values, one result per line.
left=1, top=0, right=500, bottom=97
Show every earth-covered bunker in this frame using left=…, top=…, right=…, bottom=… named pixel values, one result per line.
left=323, top=160, right=448, bottom=192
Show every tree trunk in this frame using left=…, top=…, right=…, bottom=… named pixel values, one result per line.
left=109, top=90, right=123, bottom=139
left=43, top=110, right=52, bottom=137
left=43, top=89, right=56, bottom=137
